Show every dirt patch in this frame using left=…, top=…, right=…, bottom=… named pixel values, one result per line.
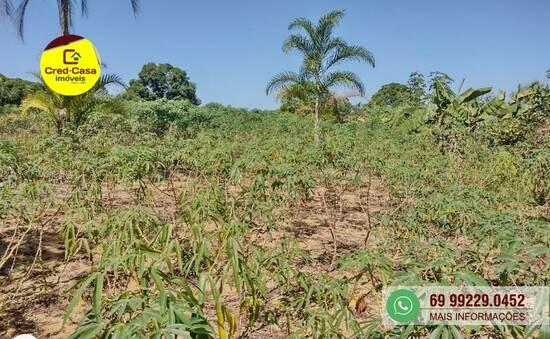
left=279, top=175, right=390, bottom=270
left=0, top=229, right=89, bottom=338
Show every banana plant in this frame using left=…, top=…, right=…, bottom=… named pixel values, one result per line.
left=431, top=79, right=492, bottom=130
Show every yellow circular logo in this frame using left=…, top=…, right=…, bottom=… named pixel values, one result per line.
left=40, top=35, right=101, bottom=96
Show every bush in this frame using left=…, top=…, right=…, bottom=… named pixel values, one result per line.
left=482, top=117, right=528, bottom=146
left=0, top=73, right=42, bottom=107
left=0, top=110, right=48, bottom=137
left=0, top=104, right=19, bottom=115
left=523, top=148, right=550, bottom=206
left=126, top=99, right=195, bottom=135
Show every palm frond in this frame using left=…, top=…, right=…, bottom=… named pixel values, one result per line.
left=266, top=71, right=303, bottom=95
left=323, top=37, right=346, bottom=53
left=317, top=10, right=345, bottom=29
left=72, top=73, right=125, bottom=105
left=80, top=0, right=88, bottom=17
left=96, top=74, right=127, bottom=90
left=130, top=0, right=139, bottom=16
left=288, top=17, right=316, bottom=41
left=282, top=34, right=312, bottom=56
left=276, top=81, right=316, bottom=101
left=14, top=0, right=30, bottom=40
left=316, top=10, right=345, bottom=46
left=322, top=71, right=365, bottom=96
left=21, top=91, right=57, bottom=120
left=325, top=44, right=375, bottom=70
left=14, top=0, right=138, bottom=39
left=0, top=0, right=12, bottom=18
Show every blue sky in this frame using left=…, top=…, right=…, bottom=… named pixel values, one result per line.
left=1, top=0, right=549, bottom=109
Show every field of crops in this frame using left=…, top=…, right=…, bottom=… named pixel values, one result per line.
left=0, top=95, right=548, bottom=338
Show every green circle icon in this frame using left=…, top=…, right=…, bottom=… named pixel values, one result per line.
left=386, top=289, right=420, bottom=323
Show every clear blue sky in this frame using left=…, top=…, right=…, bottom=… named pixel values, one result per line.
left=1, top=0, right=549, bottom=108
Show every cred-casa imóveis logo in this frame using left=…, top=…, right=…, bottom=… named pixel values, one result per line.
left=40, top=35, right=101, bottom=96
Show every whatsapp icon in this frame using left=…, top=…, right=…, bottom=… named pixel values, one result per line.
left=386, top=289, right=420, bottom=323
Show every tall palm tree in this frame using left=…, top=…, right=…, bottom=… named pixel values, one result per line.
left=21, top=74, right=125, bottom=135
left=266, top=10, right=375, bottom=140
left=14, top=0, right=139, bottom=39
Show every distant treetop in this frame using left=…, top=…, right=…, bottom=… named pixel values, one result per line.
left=368, top=82, right=414, bottom=107
left=124, top=63, right=200, bottom=105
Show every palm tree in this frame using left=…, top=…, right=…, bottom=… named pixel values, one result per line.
left=266, top=10, right=374, bottom=140
left=13, top=0, right=139, bottom=39
left=21, top=74, right=125, bottom=135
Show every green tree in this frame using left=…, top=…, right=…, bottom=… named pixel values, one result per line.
left=428, top=71, right=454, bottom=91
left=368, top=83, right=414, bottom=107
left=407, top=71, right=426, bottom=104
left=0, top=73, right=41, bottom=106
left=547, top=69, right=550, bottom=79
left=21, top=74, right=124, bottom=135
left=124, top=63, right=200, bottom=105
left=266, top=10, right=375, bottom=140
left=13, top=0, right=139, bottom=38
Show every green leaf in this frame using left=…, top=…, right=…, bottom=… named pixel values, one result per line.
left=68, top=321, right=105, bottom=339
left=456, top=87, right=492, bottom=104
left=150, top=269, right=167, bottom=311
left=64, top=272, right=100, bottom=326
left=92, top=272, right=104, bottom=318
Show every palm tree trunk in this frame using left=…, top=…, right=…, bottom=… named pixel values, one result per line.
left=55, top=109, right=65, bottom=135
left=314, top=94, right=320, bottom=142
left=59, top=0, right=70, bottom=35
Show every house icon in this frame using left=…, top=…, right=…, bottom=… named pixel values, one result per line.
left=63, top=49, right=82, bottom=65
left=71, top=51, right=82, bottom=61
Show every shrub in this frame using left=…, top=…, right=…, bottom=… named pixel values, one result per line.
left=126, top=99, right=194, bottom=135
left=0, top=73, right=42, bottom=107
left=523, top=148, right=550, bottom=206
left=482, top=116, right=528, bottom=146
